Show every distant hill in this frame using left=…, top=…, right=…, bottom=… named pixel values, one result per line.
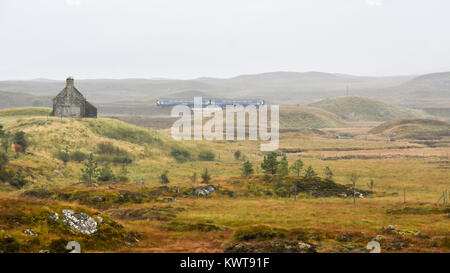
left=0, top=90, right=51, bottom=109
left=280, top=106, right=347, bottom=129
left=0, top=72, right=412, bottom=105
left=309, top=97, right=431, bottom=122
left=369, top=119, right=450, bottom=140
left=1, top=71, right=448, bottom=108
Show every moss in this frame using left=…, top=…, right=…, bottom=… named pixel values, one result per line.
left=233, top=225, right=284, bottom=241
left=165, top=221, right=224, bottom=232
left=0, top=235, right=23, bottom=253
left=386, top=206, right=450, bottom=215
left=108, top=206, right=184, bottom=221
left=48, top=238, right=69, bottom=253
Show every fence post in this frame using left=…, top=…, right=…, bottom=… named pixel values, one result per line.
left=403, top=189, right=406, bottom=204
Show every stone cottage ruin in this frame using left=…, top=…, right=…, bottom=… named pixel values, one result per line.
left=51, top=77, right=97, bottom=118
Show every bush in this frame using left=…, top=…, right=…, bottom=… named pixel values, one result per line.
left=13, top=131, right=28, bottom=153
left=98, top=165, right=115, bottom=182
left=48, top=239, right=69, bottom=253
left=112, top=155, right=133, bottom=166
left=171, top=147, right=191, bottom=163
left=56, top=147, right=70, bottom=165
left=0, top=151, right=8, bottom=169
left=198, top=150, right=215, bottom=161
left=160, top=170, right=170, bottom=185
left=96, top=142, right=129, bottom=156
left=70, top=151, right=88, bottom=163
left=201, top=168, right=211, bottom=184
left=8, top=171, right=28, bottom=189
left=241, top=161, right=254, bottom=177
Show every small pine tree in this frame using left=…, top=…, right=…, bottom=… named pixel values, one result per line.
left=81, top=153, right=99, bottom=186
left=190, top=172, right=197, bottom=183
left=324, top=166, right=334, bottom=181
left=261, top=152, right=279, bottom=175
left=0, top=151, right=8, bottom=169
left=304, top=165, right=317, bottom=179
left=201, top=168, right=211, bottom=184
left=160, top=170, right=170, bottom=185
left=13, top=131, right=28, bottom=153
left=234, top=150, right=241, bottom=160
left=276, top=155, right=289, bottom=177
left=0, top=124, right=4, bottom=138
left=1, top=138, right=10, bottom=153
left=241, top=160, right=254, bottom=177
left=289, top=157, right=304, bottom=176
left=59, top=146, right=70, bottom=166
left=98, top=165, right=115, bottom=182
left=368, top=178, right=375, bottom=190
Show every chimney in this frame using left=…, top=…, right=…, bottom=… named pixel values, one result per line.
left=66, top=77, right=74, bottom=87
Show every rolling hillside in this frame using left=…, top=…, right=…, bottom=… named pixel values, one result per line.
left=0, top=112, right=190, bottom=187
left=0, top=90, right=51, bottom=109
left=309, top=97, right=431, bottom=122
left=280, top=106, right=347, bottom=129
left=369, top=119, right=450, bottom=140
left=0, top=72, right=413, bottom=105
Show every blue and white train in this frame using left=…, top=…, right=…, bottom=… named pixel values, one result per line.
left=156, top=98, right=264, bottom=107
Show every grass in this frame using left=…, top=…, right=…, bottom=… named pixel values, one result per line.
left=0, top=107, right=52, bottom=117
left=279, top=106, right=347, bottom=129
left=0, top=109, right=449, bottom=252
left=310, top=96, right=431, bottom=122
left=369, top=118, right=450, bottom=140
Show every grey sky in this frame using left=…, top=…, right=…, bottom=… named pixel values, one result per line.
left=0, top=0, right=449, bottom=80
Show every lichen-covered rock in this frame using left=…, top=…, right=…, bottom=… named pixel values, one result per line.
left=193, top=185, right=216, bottom=197
left=386, top=225, right=396, bottom=231
left=23, top=229, right=37, bottom=236
left=94, top=215, right=103, bottom=224
left=225, top=240, right=316, bottom=253
left=49, top=212, right=59, bottom=221
left=62, top=209, right=98, bottom=235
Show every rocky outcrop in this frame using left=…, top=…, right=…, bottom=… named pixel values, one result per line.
left=225, top=240, right=316, bottom=253
left=61, top=209, right=98, bottom=235
left=193, top=185, right=216, bottom=197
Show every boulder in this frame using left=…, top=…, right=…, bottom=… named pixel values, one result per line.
left=62, top=209, right=98, bottom=235
left=48, top=212, right=59, bottom=221
left=23, top=229, right=37, bottom=236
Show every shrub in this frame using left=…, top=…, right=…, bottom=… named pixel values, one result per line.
left=261, top=152, right=279, bottom=175
left=96, top=142, right=129, bottom=156
left=112, top=155, right=133, bottom=166
left=9, top=171, right=28, bottom=189
left=171, top=147, right=191, bottom=163
left=0, top=236, right=22, bottom=253
left=1, top=138, right=10, bottom=153
left=198, top=150, right=216, bottom=161
left=56, top=146, right=70, bottom=166
left=276, top=155, right=289, bottom=177
left=304, top=166, right=317, bottom=179
left=98, top=165, right=115, bottom=182
left=0, top=151, right=8, bottom=169
left=241, top=161, right=254, bottom=177
left=48, top=239, right=69, bottom=253
left=201, top=168, right=211, bottom=184
left=13, top=131, right=28, bottom=153
left=160, top=170, right=170, bottom=185
left=70, top=151, right=88, bottom=163
left=234, top=150, right=241, bottom=160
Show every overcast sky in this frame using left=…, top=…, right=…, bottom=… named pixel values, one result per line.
left=0, top=0, right=449, bottom=80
